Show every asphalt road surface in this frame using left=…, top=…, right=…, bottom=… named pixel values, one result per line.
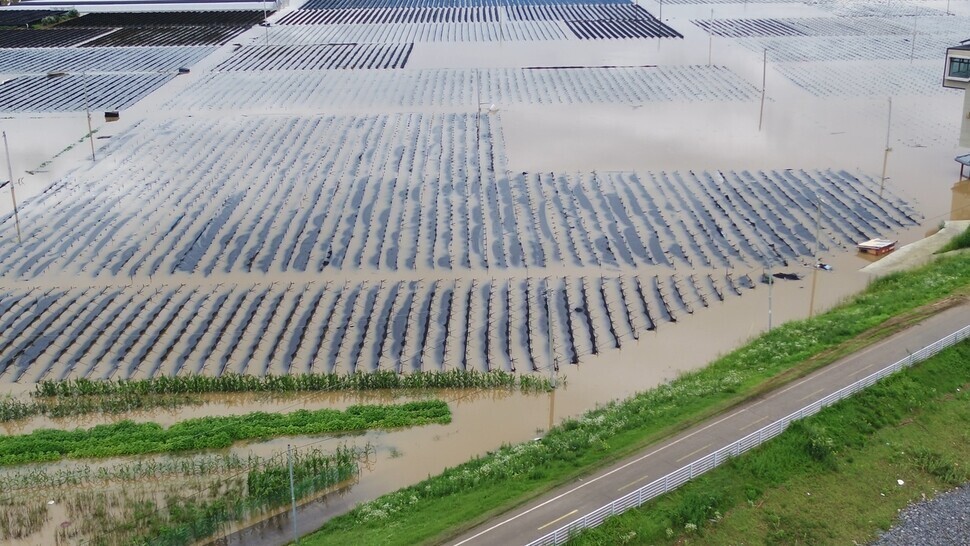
left=448, top=302, right=970, bottom=546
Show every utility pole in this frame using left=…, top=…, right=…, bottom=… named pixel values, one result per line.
left=288, top=444, right=299, bottom=545
left=755, top=226, right=773, bottom=331
left=545, top=282, right=556, bottom=388
left=879, top=97, right=893, bottom=196
left=909, top=6, right=919, bottom=63
left=759, top=49, right=767, bottom=131
left=708, top=9, right=714, bottom=66
left=2, top=131, right=21, bottom=244
left=766, top=254, right=772, bottom=331
left=82, top=73, right=95, bottom=162
left=808, top=195, right=822, bottom=317
left=546, top=283, right=557, bottom=431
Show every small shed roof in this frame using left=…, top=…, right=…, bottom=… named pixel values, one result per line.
left=957, top=154, right=970, bottom=168
left=858, top=238, right=896, bottom=250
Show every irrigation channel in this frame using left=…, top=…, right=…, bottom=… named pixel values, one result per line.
left=0, top=0, right=967, bottom=543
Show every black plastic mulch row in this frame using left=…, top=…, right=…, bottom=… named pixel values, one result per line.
left=505, top=3, right=647, bottom=21
left=214, top=42, right=414, bottom=71
left=276, top=6, right=498, bottom=25
left=81, top=26, right=250, bottom=47
left=0, top=9, right=67, bottom=27
left=0, top=28, right=107, bottom=48
left=301, top=0, right=625, bottom=9
left=55, top=10, right=270, bottom=28
left=566, top=18, right=682, bottom=39
left=0, top=72, right=173, bottom=112
left=692, top=18, right=805, bottom=38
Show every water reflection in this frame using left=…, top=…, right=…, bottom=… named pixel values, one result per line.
left=208, top=478, right=362, bottom=546
left=951, top=179, right=970, bottom=221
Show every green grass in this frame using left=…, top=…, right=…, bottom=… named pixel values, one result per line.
left=936, top=225, right=970, bottom=254
left=569, top=340, right=970, bottom=546
left=0, top=400, right=449, bottom=466
left=0, top=371, right=554, bottom=425
left=34, top=370, right=554, bottom=398
left=299, top=252, right=970, bottom=546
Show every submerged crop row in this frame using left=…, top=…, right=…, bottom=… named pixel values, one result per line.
left=738, top=33, right=959, bottom=63
left=0, top=111, right=920, bottom=381
left=267, top=2, right=679, bottom=42
left=0, top=113, right=916, bottom=279
left=164, top=66, right=759, bottom=110
left=33, top=369, right=552, bottom=398
left=0, top=46, right=214, bottom=75
left=213, top=43, right=415, bottom=71
left=0, top=399, right=449, bottom=466
left=694, top=15, right=968, bottom=38
left=0, top=370, right=554, bottom=422
left=0, top=72, right=175, bottom=113
left=0, top=273, right=736, bottom=382
left=0, top=445, right=365, bottom=545
left=771, top=60, right=944, bottom=97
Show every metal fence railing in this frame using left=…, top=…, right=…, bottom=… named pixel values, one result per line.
left=525, top=324, right=970, bottom=546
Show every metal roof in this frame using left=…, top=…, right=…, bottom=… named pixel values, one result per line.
left=958, top=154, right=970, bottom=167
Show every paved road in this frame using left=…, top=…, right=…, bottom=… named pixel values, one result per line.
left=447, top=303, right=970, bottom=546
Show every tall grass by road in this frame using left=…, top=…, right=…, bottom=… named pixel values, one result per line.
left=570, top=339, right=970, bottom=545
left=302, top=251, right=970, bottom=546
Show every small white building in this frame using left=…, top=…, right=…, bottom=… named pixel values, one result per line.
left=944, top=40, right=970, bottom=147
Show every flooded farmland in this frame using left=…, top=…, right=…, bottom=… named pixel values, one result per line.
left=0, top=0, right=968, bottom=543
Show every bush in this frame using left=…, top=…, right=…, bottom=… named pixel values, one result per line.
left=936, top=225, right=970, bottom=254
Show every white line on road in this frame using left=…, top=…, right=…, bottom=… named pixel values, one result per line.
left=451, top=309, right=970, bottom=545
left=450, top=406, right=755, bottom=545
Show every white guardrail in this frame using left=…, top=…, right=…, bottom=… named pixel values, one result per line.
left=525, top=324, right=970, bottom=546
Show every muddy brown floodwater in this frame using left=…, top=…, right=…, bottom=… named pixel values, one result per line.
left=1, top=0, right=969, bottom=544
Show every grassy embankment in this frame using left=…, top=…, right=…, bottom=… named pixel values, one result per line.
left=0, top=400, right=449, bottom=466
left=0, top=370, right=553, bottom=423
left=570, top=339, right=970, bottom=545
left=301, top=251, right=970, bottom=546
left=936, top=224, right=970, bottom=254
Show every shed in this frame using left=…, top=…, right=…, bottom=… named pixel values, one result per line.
left=857, top=238, right=897, bottom=256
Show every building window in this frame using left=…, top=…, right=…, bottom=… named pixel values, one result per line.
left=950, top=56, right=970, bottom=80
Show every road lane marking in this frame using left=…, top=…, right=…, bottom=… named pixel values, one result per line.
left=797, top=388, right=825, bottom=402
left=739, top=415, right=768, bottom=431
left=617, top=474, right=651, bottom=492
left=452, top=310, right=970, bottom=544
left=450, top=408, right=750, bottom=545
left=852, top=363, right=874, bottom=375
left=675, top=443, right=711, bottom=463
left=764, top=338, right=903, bottom=402
left=537, top=510, right=578, bottom=531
